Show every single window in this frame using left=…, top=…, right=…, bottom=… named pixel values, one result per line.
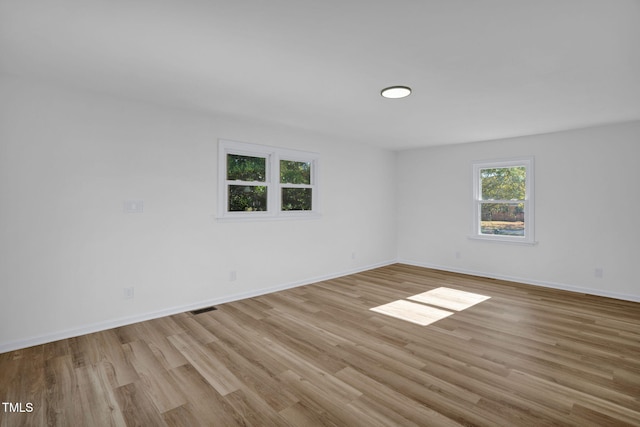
left=472, top=157, right=535, bottom=244
left=226, top=153, right=269, bottom=212
left=280, top=159, right=313, bottom=211
left=218, top=140, right=319, bottom=220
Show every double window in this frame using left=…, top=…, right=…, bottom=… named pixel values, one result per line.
left=472, top=157, right=535, bottom=244
left=218, top=140, right=319, bottom=220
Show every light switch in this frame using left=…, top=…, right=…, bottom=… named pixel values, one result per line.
left=123, top=200, right=144, bottom=213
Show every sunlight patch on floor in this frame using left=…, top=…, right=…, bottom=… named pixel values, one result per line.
left=369, top=300, right=454, bottom=326
left=370, top=287, right=491, bottom=326
left=408, top=287, right=491, bottom=311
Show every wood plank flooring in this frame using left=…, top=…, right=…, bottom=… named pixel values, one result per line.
left=1, top=264, right=640, bottom=426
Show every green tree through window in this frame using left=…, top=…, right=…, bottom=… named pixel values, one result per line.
left=472, top=158, right=534, bottom=243
left=227, top=154, right=266, bottom=182
left=218, top=140, right=319, bottom=219
left=227, top=154, right=267, bottom=211
left=280, top=160, right=312, bottom=211
left=280, top=160, right=311, bottom=184
left=480, top=167, right=525, bottom=200
left=480, top=166, right=525, bottom=234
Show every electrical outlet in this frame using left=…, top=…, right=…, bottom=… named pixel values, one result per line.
left=123, top=287, right=134, bottom=299
left=594, top=268, right=604, bottom=278
left=455, top=251, right=461, bottom=259
left=230, top=271, right=237, bottom=282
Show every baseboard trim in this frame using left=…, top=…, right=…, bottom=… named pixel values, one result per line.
left=6, top=258, right=637, bottom=354
left=0, top=259, right=396, bottom=354
left=398, top=259, right=640, bottom=303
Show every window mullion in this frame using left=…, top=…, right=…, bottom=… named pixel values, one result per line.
left=478, top=199, right=525, bottom=204
left=281, top=183, right=313, bottom=189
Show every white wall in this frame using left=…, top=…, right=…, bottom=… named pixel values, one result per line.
left=397, top=121, right=640, bottom=301
left=2, top=72, right=638, bottom=353
left=0, top=74, right=397, bottom=351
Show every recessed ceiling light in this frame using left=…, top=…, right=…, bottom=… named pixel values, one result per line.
left=381, top=85, right=412, bottom=99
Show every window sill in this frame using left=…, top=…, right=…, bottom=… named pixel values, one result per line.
left=215, top=212, right=322, bottom=222
left=467, top=235, right=538, bottom=246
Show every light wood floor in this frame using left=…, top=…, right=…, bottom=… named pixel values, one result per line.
left=2, top=264, right=640, bottom=426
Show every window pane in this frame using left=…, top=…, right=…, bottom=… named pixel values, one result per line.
left=481, top=166, right=525, bottom=200
left=227, top=154, right=266, bottom=182
left=281, top=188, right=312, bottom=211
left=480, top=203, right=525, bottom=236
left=280, top=160, right=311, bottom=184
left=228, top=185, right=267, bottom=211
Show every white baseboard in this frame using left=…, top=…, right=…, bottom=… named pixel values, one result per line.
left=398, top=259, right=640, bottom=303
left=0, top=259, right=396, bottom=354
left=5, top=257, right=637, bottom=354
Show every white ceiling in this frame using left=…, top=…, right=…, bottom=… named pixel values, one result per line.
left=1, top=0, right=639, bottom=150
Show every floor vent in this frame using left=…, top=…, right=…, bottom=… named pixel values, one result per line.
left=191, top=306, right=218, bottom=315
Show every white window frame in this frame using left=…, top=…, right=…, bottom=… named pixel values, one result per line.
left=470, top=156, right=535, bottom=245
left=217, top=139, right=320, bottom=221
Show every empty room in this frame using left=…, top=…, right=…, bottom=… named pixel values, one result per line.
left=1, top=1, right=639, bottom=426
